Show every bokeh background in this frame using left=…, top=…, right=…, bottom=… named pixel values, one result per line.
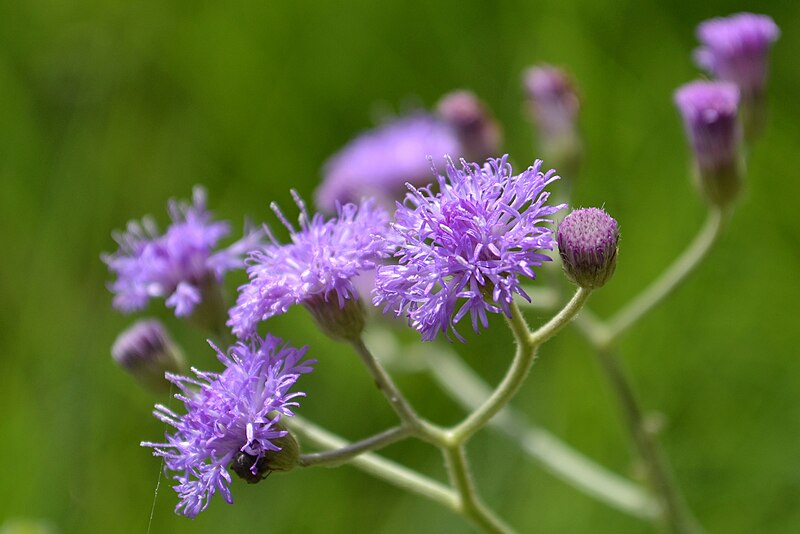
left=1, top=0, right=798, bottom=532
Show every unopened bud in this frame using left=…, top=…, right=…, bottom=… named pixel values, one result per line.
left=674, top=81, right=743, bottom=207
left=111, top=319, right=185, bottom=393
left=558, top=208, right=619, bottom=289
left=436, top=90, right=502, bottom=162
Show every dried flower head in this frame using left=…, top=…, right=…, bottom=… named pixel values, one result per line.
left=674, top=81, right=743, bottom=206
left=103, top=187, right=263, bottom=318
left=436, top=90, right=502, bottom=162
left=315, top=114, right=461, bottom=212
left=141, top=335, right=314, bottom=518
left=228, top=193, right=393, bottom=340
left=557, top=208, right=619, bottom=289
left=112, top=319, right=185, bottom=392
left=374, top=155, right=565, bottom=341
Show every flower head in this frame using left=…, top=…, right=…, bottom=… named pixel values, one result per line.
left=557, top=208, right=619, bottom=289
left=522, top=65, right=581, bottom=141
left=315, top=114, right=461, bottom=212
left=374, top=155, right=565, bottom=341
left=112, top=319, right=185, bottom=392
left=674, top=81, right=743, bottom=206
left=436, top=90, right=502, bottom=162
left=103, top=187, right=264, bottom=318
left=694, top=13, right=779, bottom=101
left=228, top=193, right=393, bottom=340
left=141, top=334, right=315, bottom=518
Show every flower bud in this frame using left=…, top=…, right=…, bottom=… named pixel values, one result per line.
left=436, top=90, right=502, bottom=162
left=522, top=66, right=582, bottom=182
left=111, top=319, right=185, bottom=393
left=674, top=81, right=743, bottom=207
left=694, top=13, right=780, bottom=141
left=304, top=295, right=366, bottom=342
left=557, top=208, right=619, bottom=289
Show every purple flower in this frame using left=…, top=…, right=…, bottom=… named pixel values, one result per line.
left=694, top=13, right=780, bottom=101
left=315, top=114, right=462, bottom=212
left=374, top=155, right=565, bottom=341
left=141, top=334, right=315, bottom=518
left=557, top=208, right=619, bottom=289
left=103, top=187, right=264, bottom=318
left=436, top=90, right=502, bottom=162
left=228, top=193, right=393, bottom=340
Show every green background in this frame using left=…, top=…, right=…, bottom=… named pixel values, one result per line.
left=1, top=0, right=798, bottom=532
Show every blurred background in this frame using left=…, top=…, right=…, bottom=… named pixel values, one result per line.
left=1, top=0, right=798, bottom=532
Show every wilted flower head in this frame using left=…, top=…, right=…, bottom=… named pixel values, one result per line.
left=141, top=334, right=314, bottom=518
left=315, top=114, right=461, bottom=212
left=694, top=13, right=779, bottom=102
left=436, top=90, right=502, bottom=162
left=674, top=81, right=743, bottom=206
left=228, top=193, right=393, bottom=340
left=103, top=187, right=263, bottom=318
left=374, top=155, right=565, bottom=341
left=112, top=319, right=185, bottom=392
left=558, top=208, right=619, bottom=289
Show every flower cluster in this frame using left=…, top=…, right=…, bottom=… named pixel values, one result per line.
left=103, top=187, right=263, bottom=317
left=374, top=155, right=565, bottom=341
left=142, top=335, right=314, bottom=518
left=228, top=193, right=393, bottom=340
left=315, top=114, right=461, bottom=212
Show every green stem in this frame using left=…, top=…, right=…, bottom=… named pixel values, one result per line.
left=452, top=288, right=592, bottom=442
left=443, top=445, right=513, bottom=534
left=427, top=347, right=659, bottom=519
left=288, top=416, right=459, bottom=511
left=601, top=208, right=726, bottom=348
left=298, top=425, right=414, bottom=467
left=595, top=349, right=700, bottom=533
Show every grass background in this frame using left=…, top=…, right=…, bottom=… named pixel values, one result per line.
left=1, top=0, right=798, bottom=532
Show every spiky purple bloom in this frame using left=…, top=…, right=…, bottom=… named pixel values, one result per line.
left=374, top=155, right=565, bottom=341
left=674, top=81, right=743, bottom=205
left=436, top=90, right=502, bottom=162
left=557, top=208, right=619, bottom=289
left=228, top=193, right=393, bottom=340
left=141, top=334, right=314, bottom=518
left=315, top=114, right=461, bottom=212
left=694, top=13, right=779, bottom=102
left=103, top=187, right=264, bottom=318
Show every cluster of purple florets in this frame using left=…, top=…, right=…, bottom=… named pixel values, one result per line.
left=103, top=9, right=778, bottom=520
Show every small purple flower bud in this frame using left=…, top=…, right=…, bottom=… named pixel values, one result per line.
left=111, top=319, right=185, bottom=392
left=557, top=208, right=619, bottom=289
left=694, top=13, right=779, bottom=140
left=674, top=81, right=743, bottom=207
left=436, top=90, right=502, bottom=162
left=522, top=66, right=582, bottom=180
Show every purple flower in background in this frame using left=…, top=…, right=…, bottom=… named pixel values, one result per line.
left=228, top=193, right=393, bottom=340
left=522, top=66, right=581, bottom=142
left=103, top=187, right=263, bottom=318
left=436, top=90, right=502, bottom=162
left=675, top=81, right=742, bottom=205
left=694, top=13, right=779, bottom=102
left=315, top=114, right=461, bottom=212
left=141, top=335, right=314, bottom=518
left=374, top=155, right=565, bottom=341
left=112, top=319, right=185, bottom=392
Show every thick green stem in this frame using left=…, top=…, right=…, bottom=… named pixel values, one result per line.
left=595, top=350, right=701, bottom=534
